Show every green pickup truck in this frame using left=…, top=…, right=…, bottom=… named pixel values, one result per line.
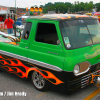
left=0, top=14, right=100, bottom=93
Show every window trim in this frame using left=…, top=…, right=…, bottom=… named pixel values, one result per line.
left=22, top=22, right=32, bottom=40
left=59, top=19, right=100, bottom=50
left=35, top=22, right=59, bottom=45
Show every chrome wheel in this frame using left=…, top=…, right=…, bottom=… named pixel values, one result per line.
left=32, top=71, right=46, bottom=90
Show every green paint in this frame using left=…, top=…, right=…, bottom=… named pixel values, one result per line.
left=84, top=49, right=100, bottom=59
left=0, top=15, right=100, bottom=74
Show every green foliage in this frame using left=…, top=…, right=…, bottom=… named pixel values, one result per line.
left=97, top=3, right=100, bottom=11
left=85, top=3, right=93, bottom=12
left=42, top=1, right=100, bottom=14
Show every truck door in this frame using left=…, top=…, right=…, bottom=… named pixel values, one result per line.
left=19, top=22, right=32, bottom=57
left=28, top=21, right=64, bottom=71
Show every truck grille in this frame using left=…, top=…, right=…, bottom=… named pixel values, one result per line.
left=81, top=70, right=100, bottom=88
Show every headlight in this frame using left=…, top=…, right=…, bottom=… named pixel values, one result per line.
left=74, top=64, right=80, bottom=74
left=73, top=61, right=91, bottom=76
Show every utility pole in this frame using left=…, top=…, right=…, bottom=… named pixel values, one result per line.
left=15, top=0, right=16, bottom=13
left=14, top=0, right=17, bottom=36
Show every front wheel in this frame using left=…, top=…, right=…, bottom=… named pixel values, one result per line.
left=32, top=71, right=48, bottom=91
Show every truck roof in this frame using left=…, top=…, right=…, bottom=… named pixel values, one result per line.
left=28, top=14, right=97, bottom=22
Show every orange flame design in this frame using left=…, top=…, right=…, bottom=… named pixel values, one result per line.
left=0, top=55, right=64, bottom=85
left=8, top=42, right=19, bottom=45
left=41, top=71, right=64, bottom=85
left=57, top=16, right=71, bottom=20
left=0, top=55, right=4, bottom=59
left=57, top=16, right=68, bottom=20
left=76, top=15, right=89, bottom=18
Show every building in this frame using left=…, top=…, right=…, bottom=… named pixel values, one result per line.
left=10, top=7, right=26, bottom=15
left=0, top=5, right=10, bottom=29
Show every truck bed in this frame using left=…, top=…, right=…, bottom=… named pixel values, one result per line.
left=0, top=31, right=20, bottom=45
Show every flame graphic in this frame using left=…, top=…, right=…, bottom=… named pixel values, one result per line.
left=76, top=15, right=89, bottom=18
left=0, top=55, right=64, bottom=85
left=0, top=55, right=4, bottom=59
left=8, top=42, right=19, bottom=45
left=57, top=16, right=71, bottom=20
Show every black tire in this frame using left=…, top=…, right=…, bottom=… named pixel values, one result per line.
left=31, top=71, right=48, bottom=91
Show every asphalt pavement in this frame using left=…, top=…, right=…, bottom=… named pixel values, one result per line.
left=0, top=71, right=100, bottom=100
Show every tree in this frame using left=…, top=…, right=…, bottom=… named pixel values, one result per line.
left=85, top=2, right=93, bottom=12
left=41, top=1, right=96, bottom=14
left=89, top=1, right=93, bottom=4
left=97, top=3, right=100, bottom=11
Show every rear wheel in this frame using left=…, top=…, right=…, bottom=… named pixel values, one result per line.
left=32, top=71, right=48, bottom=91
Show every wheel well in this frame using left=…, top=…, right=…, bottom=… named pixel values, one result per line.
left=27, top=69, right=49, bottom=91
left=27, top=70, right=34, bottom=81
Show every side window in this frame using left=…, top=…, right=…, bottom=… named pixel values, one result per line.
left=22, top=22, right=32, bottom=40
left=35, top=23, right=58, bottom=45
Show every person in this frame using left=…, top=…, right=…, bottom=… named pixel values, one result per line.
left=4, top=15, right=14, bottom=34
left=0, top=15, right=4, bottom=22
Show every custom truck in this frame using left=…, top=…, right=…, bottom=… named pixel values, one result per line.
left=0, top=14, right=100, bottom=93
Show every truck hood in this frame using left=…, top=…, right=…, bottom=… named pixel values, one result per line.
left=64, top=44, right=100, bottom=71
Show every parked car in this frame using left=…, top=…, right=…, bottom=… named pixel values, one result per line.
left=94, top=12, right=100, bottom=22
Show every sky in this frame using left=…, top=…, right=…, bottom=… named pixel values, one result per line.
left=0, top=0, right=100, bottom=8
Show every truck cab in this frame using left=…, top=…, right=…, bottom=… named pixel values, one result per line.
left=0, top=14, right=100, bottom=93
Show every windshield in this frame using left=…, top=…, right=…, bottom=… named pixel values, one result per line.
left=60, top=19, right=100, bottom=49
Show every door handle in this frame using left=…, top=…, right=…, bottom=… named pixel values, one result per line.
left=25, top=47, right=28, bottom=49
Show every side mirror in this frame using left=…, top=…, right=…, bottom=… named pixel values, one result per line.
left=57, top=40, right=63, bottom=48
left=57, top=40, right=60, bottom=45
